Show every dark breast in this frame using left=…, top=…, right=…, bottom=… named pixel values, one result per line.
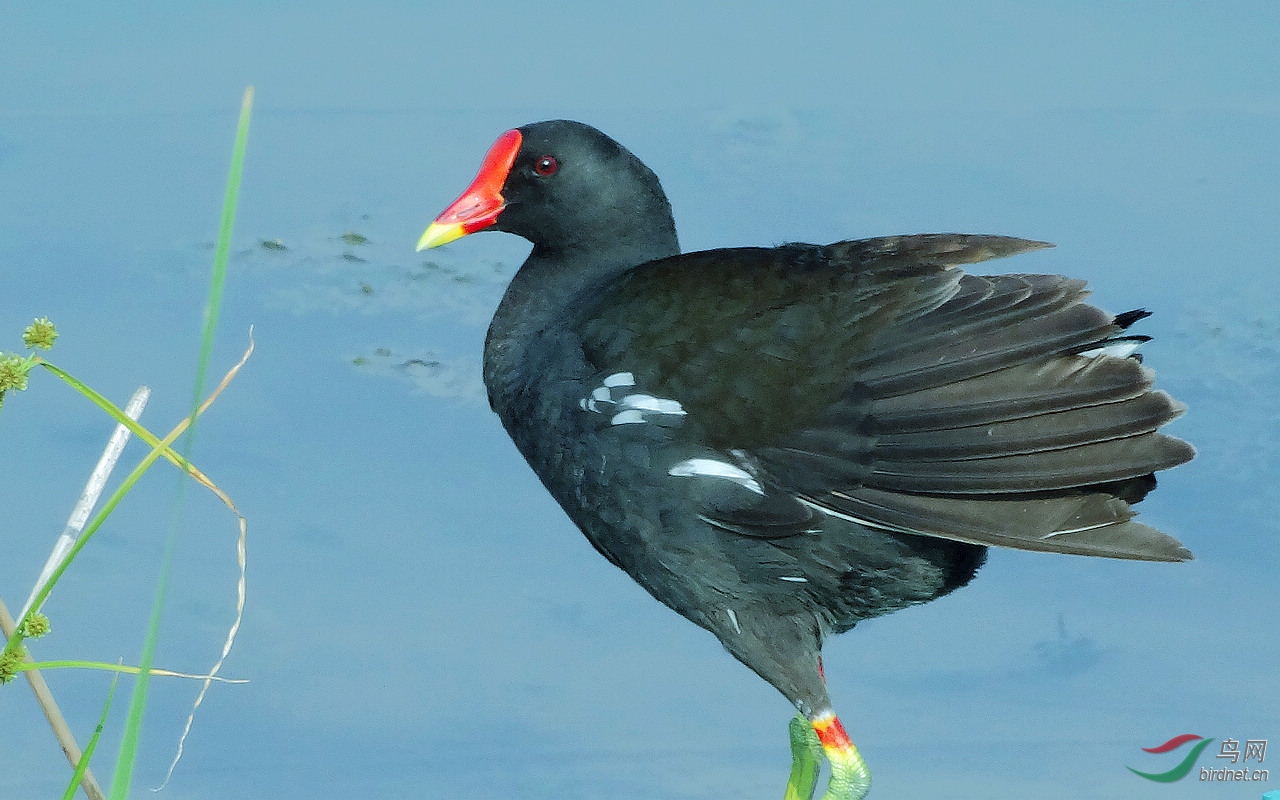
left=491, top=323, right=987, bottom=639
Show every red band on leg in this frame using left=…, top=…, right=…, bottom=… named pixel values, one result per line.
left=811, top=712, right=853, bottom=751
left=809, top=711, right=872, bottom=797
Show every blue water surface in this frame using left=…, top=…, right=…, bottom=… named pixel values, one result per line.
left=2, top=4, right=1276, bottom=799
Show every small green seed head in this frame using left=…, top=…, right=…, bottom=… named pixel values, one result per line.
left=21, top=613, right=51, bottom=639
left=0, top=353, right=29, bottom=394
left=23, top=317, right=58, bottom=350
left=0, top=643, right=25, bottom=684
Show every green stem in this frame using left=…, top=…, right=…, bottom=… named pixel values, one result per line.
left=108, top=84, right=253, bottom=800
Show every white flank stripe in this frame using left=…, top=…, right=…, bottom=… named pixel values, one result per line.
left=619, top=393, right=686, bottom=416
left=668, top=458, right=765, bottom=495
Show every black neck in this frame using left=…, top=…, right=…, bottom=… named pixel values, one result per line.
left=483, top=226, right=679, bottom=412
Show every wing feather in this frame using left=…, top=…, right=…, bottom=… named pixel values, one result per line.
left=575, top=234, right=1193, bottom=560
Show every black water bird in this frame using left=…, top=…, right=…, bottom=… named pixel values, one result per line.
left=417, top=120, right=1194, bottom=799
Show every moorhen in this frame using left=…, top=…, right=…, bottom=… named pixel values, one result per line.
left=416, top=120, right=1194, bottom=800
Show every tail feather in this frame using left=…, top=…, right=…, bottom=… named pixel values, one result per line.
left=872, top=391, right=1185, bottom=462
left=813, top=486, right=1192, bottom=562
left=870, top=356, right=1156, bottom=433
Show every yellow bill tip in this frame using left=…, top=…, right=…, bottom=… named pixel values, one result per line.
left=416, top=221, right=467, bottom=251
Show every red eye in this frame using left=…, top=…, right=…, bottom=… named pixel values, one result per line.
left=534, top=155, right=558, bottom=176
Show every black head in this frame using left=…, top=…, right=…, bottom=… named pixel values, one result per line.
left=418, top=120, right=679, bottom=263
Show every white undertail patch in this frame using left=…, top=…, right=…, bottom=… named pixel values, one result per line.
left=1077, top=340, right=1144, bottom=359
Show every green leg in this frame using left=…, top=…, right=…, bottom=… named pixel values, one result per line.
left=821, top=740, right=871, bottom=800
left=785, top=711, right=872, bottom=800
left=784, top=712, right=823, bottom=800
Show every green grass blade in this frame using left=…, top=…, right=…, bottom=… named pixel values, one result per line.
left=4, top=409, right=193, bottom=659
left=107, top=85, right=253, bottom=800
left=38, top=361, right=196, bottom=474
left=20, top=660, right=247, bottom=683
left=190, top=85, right=252, bottom=442
left=61, top=671, right=120, bottom=800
